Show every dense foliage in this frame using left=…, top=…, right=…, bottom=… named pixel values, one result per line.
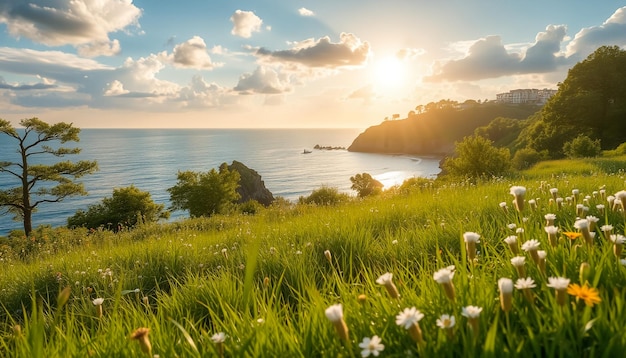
left=441, top=135, right=512, bottom=179
left=563, top=135, right=602, bottom=159
left=520, top=46, right=626, bottom=156
left=350, top=172, right=384, bottom=197
left=512, top=147, right=546, bottom=170
left=0, top=118, right=98, bottom=236
left=167, top=163, right=241, bottom=217
left=67, top=186, right=169, bottom=230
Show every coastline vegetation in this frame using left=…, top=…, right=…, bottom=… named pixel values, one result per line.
left=1, top=155, right=626, bottom=356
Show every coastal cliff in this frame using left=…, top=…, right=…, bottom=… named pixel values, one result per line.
left=348, top=103, right=538, bottom=155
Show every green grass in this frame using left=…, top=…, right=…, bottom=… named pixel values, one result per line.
left=2, top=157, right=626, bottom=356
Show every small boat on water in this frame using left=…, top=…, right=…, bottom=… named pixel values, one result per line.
left=302, top=149, right=312, bottom=154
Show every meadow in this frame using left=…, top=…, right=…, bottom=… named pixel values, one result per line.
left=1, top=157, right=626, bottom=357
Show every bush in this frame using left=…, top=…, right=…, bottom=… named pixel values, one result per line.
left=562, top=135, right=601, bottom=158
left=237, top=200, right=264, bottom=215
left=68, top=186, right=169, bottom=231
left=512, top=148, right=547, bottom=170
left=298, top=186, right=349, bottom=205
left=441, top=135, right=512, bottom=179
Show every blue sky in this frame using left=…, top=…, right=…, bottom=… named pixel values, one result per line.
left=0, top=1, right=625, bottom=128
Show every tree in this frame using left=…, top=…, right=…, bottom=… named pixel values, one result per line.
left=441, top=135, right=512, bottom=179
left=68, top=186, right=169, bottom=230
left=0, top=118, right=98, bottom=236
left=350, top=173, right=384, bottom=197
left=540, top=46, right=626, bottom=151
left=167, top=163, right=240, bottom=217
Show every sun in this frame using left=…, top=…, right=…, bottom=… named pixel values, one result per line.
left=372, top=56, right=407, bottom=89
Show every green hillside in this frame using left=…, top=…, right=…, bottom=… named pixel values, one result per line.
left=1, top=156, right=626, bottom=356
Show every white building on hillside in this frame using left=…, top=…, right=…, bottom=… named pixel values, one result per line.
left=496, top=88, right=557, bottom=105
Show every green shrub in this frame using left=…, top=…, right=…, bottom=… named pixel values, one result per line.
left=237, top=200, right=264, bottom=215
left=441, top=135, right=512, bottom=179
left=68, top=186, right=169, bottom=230
left=563, top=134, right=601, bottom=158
left=298, top=186, right=349, bottom=205
left=512, top=147, right=547, bottom=170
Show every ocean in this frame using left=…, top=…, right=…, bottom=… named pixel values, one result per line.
left=0, top=128, right=442, bottom=235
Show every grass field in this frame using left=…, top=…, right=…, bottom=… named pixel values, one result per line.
left=1, top=157, right=626, bottom=357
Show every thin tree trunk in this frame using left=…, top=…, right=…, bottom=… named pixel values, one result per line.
left=23, top=208, right=32, bottom=237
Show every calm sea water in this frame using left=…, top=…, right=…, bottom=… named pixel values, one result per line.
left=0, top=128, right=441, bottom=235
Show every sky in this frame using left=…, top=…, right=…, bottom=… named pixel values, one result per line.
left=0, top=1, right=625, bottom=129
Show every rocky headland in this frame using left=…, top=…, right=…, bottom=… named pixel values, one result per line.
left=348, top=103, right=538, bottom=155
left=228, top=161, right=275, bottom=206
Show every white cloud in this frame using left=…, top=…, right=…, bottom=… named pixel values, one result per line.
left=0, top=0, right=141, bottom=56
left=0, top=75, right=57, bottom=90
left=234, top=66, right=293, bottom=94
left=167, top=36, right=223, bottom=70
left=230, top=10, right=263, bottom=38
left=255, top=33, right=371, bottom=69
left=176, top=75, right=235, bottom=108
left=0, top=46, right=238, bottom=110
left=426, top=25, right=567, bottom=82
left=77, top=39, right=121, bottom=58
left=566, top=6, right=626, bottom=58
left=103, top=80, right=129, bottom=96
left=298, top=8, right=315, bottom=17
left=0, top=47, right=112, bottom=72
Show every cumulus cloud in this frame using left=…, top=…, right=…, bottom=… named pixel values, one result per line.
left=0, top=0, right=141, bottom=57
left=103, top=80, right=129, bottom=96
left=176, top=75, right=234, bottom=108
left=234, top=66, right=293, bottom=94
left=255, top=33, right=370, bottom=69
left=298, top=8, right=315, bottom=17
left=166, top=36, right=223, bottom=70
left=230, top=10, right=263, bottom=38
left=426, top=25, right=567, bottom=82
left=566, top=6, right=626, bottom=59
left=520, top=25, right=567, bottom=71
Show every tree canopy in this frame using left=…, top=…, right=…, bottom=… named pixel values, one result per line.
left=523, top=46, right=626, bottom=156
left=350, top=173, right=384, bottom=197
left=0, top=118, right=98, bottom=236
left=167, top=163, right=240, bottom=217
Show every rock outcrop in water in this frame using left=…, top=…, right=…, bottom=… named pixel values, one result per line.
left=228, top=161, right=274, bottom=206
